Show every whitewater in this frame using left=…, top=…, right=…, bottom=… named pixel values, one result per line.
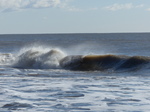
left=0, top=33, right=150, bottom=112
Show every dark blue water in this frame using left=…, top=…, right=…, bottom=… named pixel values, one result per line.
left=0, top=33, right=150, bottom=112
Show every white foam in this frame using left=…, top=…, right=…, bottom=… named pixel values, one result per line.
left=12, top=45, right=66, bottom=69
left=0, top=53, right=15, bottom=65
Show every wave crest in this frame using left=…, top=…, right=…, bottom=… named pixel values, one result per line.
left=13, top=48, right=66, bottom=69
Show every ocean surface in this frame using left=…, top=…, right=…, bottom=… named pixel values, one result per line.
left=0, top=33, right=150, bottom=112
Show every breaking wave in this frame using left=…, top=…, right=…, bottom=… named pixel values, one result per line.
left=0, top=46, right=149, bottom=72
left=12, top=47, right=66, bottom=69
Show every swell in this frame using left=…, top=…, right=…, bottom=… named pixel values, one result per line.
left=5, top=48, right=149, bottom=71
left=60, top=55, right=150, bottom=71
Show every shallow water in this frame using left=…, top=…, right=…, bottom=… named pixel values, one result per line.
left=1, top=70, right=150, bottom=112
left=0, top=33, right=150, bottom=112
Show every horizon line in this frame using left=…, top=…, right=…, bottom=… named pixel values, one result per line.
left=0, top=32, right=150, bottom=35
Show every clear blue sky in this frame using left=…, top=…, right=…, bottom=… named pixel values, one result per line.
left=0, top=0, right=150, bottom=34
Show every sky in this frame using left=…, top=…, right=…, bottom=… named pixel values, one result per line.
left=0, top=0, right=150, bottom=34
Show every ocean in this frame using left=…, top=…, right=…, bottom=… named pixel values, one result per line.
left=0, top=33, right=150, bottom=112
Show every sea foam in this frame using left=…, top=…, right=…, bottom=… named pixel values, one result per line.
left=12, top=45, right=66, bottom=69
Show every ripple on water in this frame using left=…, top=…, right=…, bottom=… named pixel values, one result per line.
left=102, top=97, right=141, bottom=107
left=51, top=103, right=91, bottom=111
left=50, top=91, right=85, bottom=98
left=2, top=102, right=33, bottom=110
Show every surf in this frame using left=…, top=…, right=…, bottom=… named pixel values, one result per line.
left=9, top=46, right=150, bottom=72
left=0, top=44, right=148, bottom=72
left=12, top=47, right=66, bottom=69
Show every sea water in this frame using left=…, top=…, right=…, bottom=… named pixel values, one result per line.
left=0, top=33, right=150, bottom=112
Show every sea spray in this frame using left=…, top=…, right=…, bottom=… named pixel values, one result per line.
left=12, top=45, right=66, bottom=69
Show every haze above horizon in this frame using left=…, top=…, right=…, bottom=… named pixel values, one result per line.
left=0, top=0, right=150, bottom=34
